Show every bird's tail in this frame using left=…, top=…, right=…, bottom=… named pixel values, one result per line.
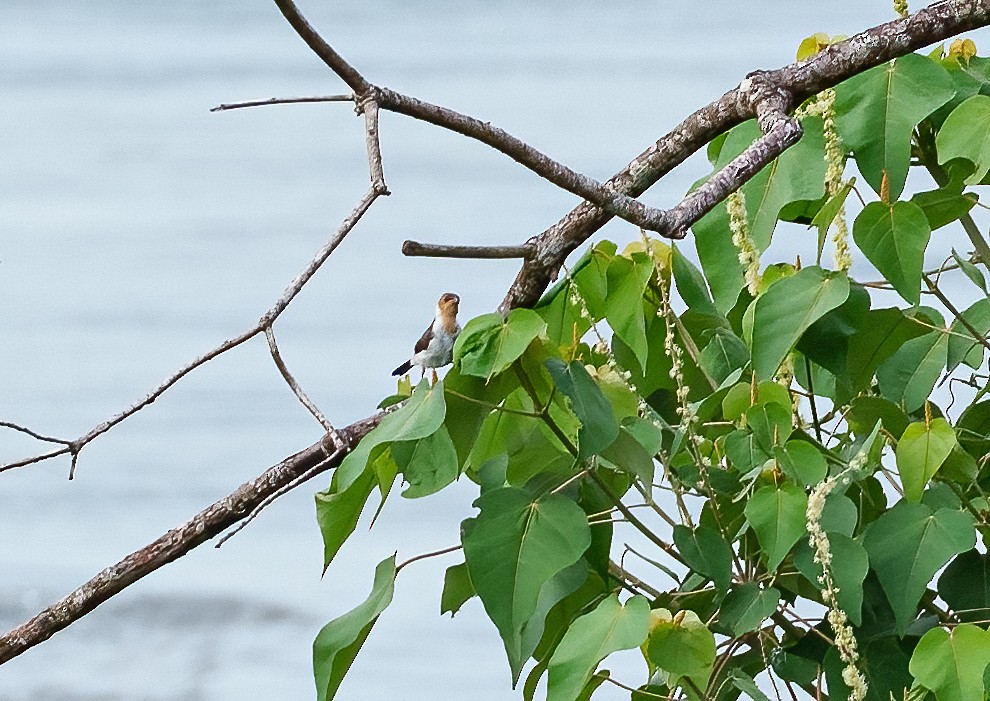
left=392, top=360, right=413, bottom=377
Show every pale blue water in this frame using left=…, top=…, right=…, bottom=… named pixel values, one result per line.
left=0, top=1, right=941, bottom=699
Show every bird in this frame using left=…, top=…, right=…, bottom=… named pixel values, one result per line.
left=392, top=292, right=461, bottom=383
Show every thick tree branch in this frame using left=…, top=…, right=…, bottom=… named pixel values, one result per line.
left=501, top=0, right=990, bottom=310
left=271, top=0, right=371, bottom=95
left=0, top=415, right=380, bottom=665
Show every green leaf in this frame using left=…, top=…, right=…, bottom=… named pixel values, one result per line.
left=724, top=430, right=772, bottom=477
left=749, top=266, right=850, bottom=381
left=692, top=118, right=827, bottom=312
left=835, top=53, right=955, bottom=199
left=462, top=487, right=592, bottom=678
left=719, top=583, right=780, bottom=636
left=845, top=308, right=930, bottom=399
left=604, top=253, right=654, bottom=371
left=910, top=188, right=978, bottom=231
left=957, top=400, right=990, bottom=459
left=794, top=534, right=870, bottom=625
left=810, top=178, right=854, bottom=261
left=744, top=483, right=809, bottom=572
left=947, top=299, right=990, bottom=371
left=441, top=562, right=475, bottom=617
left=853, top=201, right=931, bottom=306
left=698, top=329, right=750, bottom=386
left=746, top=402, right=793, bottom=454
left=391, top=425, right=459, bottom=498
left=863, top=501, right=976, bottom=634
left=313, top=555, right=396, bottom=701
left=545, top=359, right=619, bottom=458
left=673, top=524, right=733, bottom=594
left=572, top=241, right=617, bottom=320
left=774, top=440, right=827, bottom=487
left=547, top=595, right=650, bottom=701
left=910, top=624, right=990, bottom=701
left=952, top=248, right=988, bottom=295
left=937, top=95, right=990, bottom=185
left=939, top=550, right=990, bottom=624
left=877, top=331, right=949, bottom=412
left=444, top=368, right=508, bottom=466
left=523, top=570, right=608, bottom=701
left=727, top=669, right=773, bottom=701
left=455, top=309, right=546, bottom=380
left=336, top=380, right=447, bottom=492
left=847, top=395, right=910, bottom=438
left=316, top=466, right=376, bottom=571
left=672, top=245, right=717, bottom=315
left=896, top=419, right=957, bottom=503
left=601, top=425, right=656, bottom=487
left=644, top=608, right=717, bottom=685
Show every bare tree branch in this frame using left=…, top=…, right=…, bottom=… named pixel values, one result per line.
left=0, top=422, right=72, bottom=446
left=210, top=94, right=354, bottom=112
left=0, top=447, right=72, bottom=474
left=358, top=95, right=389, bottom=194
left=271, top=0, right=372, bottom=95
left=0, top=415, right=380, bottom=665
left=265, top=326, right=339, bottom=439
left=501, top=0, right=990, bottom=310
left=214, top=450, right=342, bottom=549
left=402, top=240, right=536, bottom=259
left=1, top=179, right=383, bottom=476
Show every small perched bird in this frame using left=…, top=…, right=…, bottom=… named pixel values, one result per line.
left=392, top=292, right=461, bottom=382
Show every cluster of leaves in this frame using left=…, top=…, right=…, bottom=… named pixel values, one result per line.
left=311, top=40, right=990, bottom=701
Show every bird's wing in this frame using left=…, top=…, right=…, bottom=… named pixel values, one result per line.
left=413, top=322, right=435, bottom=353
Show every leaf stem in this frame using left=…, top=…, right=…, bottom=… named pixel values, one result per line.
left=396, top=544, right=463, bottom=573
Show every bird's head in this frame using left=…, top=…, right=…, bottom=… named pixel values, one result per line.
left=438, top=292, right=460, bottom=318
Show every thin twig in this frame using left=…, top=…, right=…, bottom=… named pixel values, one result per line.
left=925, top=274, right=990, bottom=354
left=210, top=94, right=353, bottom=111
left=0, top=422, right=72, bottom=445
left=215, top=450, right=345, bottom=548
left=609, top=559, right=664, bottom=598
left=604, top=675, right=668, bottom=699
left=0, top=447, right=73, bottom=474
left=588, top=470, right=685, bottom=565
left=4, top=187, right=382, bottom=475
left=396, top=544, right=463, bottom=573
left=265, top=326, right=339, bottom=437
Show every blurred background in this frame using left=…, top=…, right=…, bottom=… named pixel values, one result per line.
left=0, top=1, right=953, bottom=699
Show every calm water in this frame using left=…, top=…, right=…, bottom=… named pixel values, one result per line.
left=0, top=1, right=946, bottom=699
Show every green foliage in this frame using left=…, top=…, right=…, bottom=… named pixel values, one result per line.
left=853, top=201, right=930, bottom=304
left=835, top=53, right=955, bottom=199
left=910, top=625, right=990, bottom=701
left=744, top=483, right=808, bottom=572
left=863, top=502, right=975, bottom=634
left=309, top=42, right=990, bottom=701
left=462, top=486, right=592, bottom=679
left=896, top=419, right=957, bottom=502
left=937, top=95, right=990, bottom=185
left=313, top=555, right=397, bottom=700
left=747, top=266, right=849, bottom=380
left=548, top=595, right=650, bottom=701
